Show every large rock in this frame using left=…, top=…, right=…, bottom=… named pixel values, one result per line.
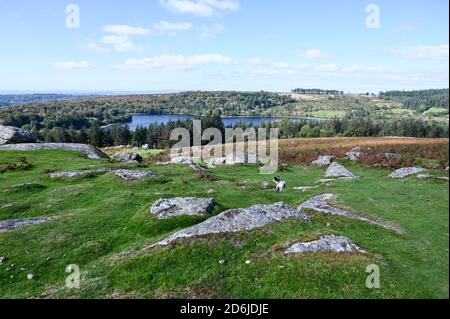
left=50, top=168, right=111, bottom=178
left=0, top=125, right=36, bottom=145
left=345, top=147, right=365, bottom=161
left=298, top=193, right=402, bottom=233
left=388, top=167, right=426, bottom=179
left=148, top=202, right=308, bottom=247
left=0, top=143, right=108, bottom=159
left=112, top=152, right=142, bottom=164
left=312, top=155, right=335, bottom=166
left=0, top=216, right=56, bottom=233
left=324, top=162, right=356, bottom=178
left=285, top=235, right=364, bottom=254
left=150, top=197, right=215, bottom=219
left=114, top=169, right=157, bottom=180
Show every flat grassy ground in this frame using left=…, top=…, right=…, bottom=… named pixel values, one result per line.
left=0, top=146, right=448, bottom=299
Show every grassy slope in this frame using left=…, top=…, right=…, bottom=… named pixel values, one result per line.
left=0, top=149, right=448, bottom=299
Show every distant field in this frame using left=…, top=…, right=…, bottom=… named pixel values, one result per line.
left=389, top=108, right=417, bottom=115
left=309, top=110, right=347, bottom=118
left=424, top=107, right=448, bottom=114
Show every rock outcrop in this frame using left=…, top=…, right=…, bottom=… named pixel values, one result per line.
left=0, top=125, right=36, bottom=145
left=50, top=168, right=111, bottom=178
left=388, top=167, right=425, bottom=179
left=298, top=193, right=402, bottom=233
left=112, top=152, right=142, bottom=164
left=312, top=155, right=335, bottom=166
left=0, top=143, right=108, bottom=159
left=324, top=162, right=356, bottom=178
left=149, top=202, right=308, bottom=247
left=345, top=147, right=365, bottom=161
left=114, top=169, right=157, bottom=180
left=0, top=216, right=56, bottom=233
left=285, top=235, right=364, bottom=254
left=150, top=197, right=215, bottom=219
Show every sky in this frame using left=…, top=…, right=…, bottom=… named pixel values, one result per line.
left=0, top=0, right=448, bottom=93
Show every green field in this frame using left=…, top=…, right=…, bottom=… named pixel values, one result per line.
left=309, top=110, right=347, bottom=119
left=0, top=149, right=448, bottom=298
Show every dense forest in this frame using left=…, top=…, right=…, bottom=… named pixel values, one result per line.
left=380, top=89, right=449, bottom=111
left=0, top=90, right=448, bottom=146
left=0, top=91, right=295, bottom=129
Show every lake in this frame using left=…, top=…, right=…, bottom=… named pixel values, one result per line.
left=121, top=114, right=325, bottom=131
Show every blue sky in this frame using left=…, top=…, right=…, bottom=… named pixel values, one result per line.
left=0, top=0, right=448, bottom=93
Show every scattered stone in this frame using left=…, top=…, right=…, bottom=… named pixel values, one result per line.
left=219, top=259, right=227, bottom=266
left=315, top=177, right=356, bottom=184
left=245, top=260, right=252, bottom=265
left=170, top=156, right=195, bottom=164
left=324, top=162, right=356, bottom=178
left=148, top=202, right=309, bottom=248
left=20, top=267, right=26, bottom=271
left=4, top=183, right=45, bottom=192
left=0, top=143, right=108, bottom=159
left=27, top=273, right=34, bottom=280
left=206, top=189, right=215, bottom=194
left=0, top=216, right=56, bottom=233
left=205, top=157, right=227, bottom=168
left=0, top=256, right=6, bottom=265
left=417, top=173, right=434, bottom=179
left=0, top=125, right=36, bottom=145
left=293, top=186, right=319, bottom=192
left=345, top=147, right=365, bottom=161
left=150, top=197, right=215, bottom=219
left=312, top=155, right=335, bottom=166
left=142, top=144, right=150, bottom=150
left=384, top=153, right=399, bottom=160
left=50, top=168, right=111, bottom=178
left=388, top=167, right=425, bottom=179
left=285, top=235, right=364, bottom=254
left=260, top=181, right=270, bottom=189
left=114, top=169, right=157, bottom=181
left=188, top=162, right=208, bottom=173
left=112, top=152, right=143, bottom=164
left=297, top=194, right=402, bottom=233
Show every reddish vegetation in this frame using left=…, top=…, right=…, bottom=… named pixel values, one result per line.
left=278, top=137, right=449, bottom=168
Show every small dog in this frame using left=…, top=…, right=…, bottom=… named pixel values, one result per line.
left=273, top=176, right=286, bottom=192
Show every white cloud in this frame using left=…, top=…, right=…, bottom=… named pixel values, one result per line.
left=160, top=0, right=239, bottom=17
left=117, top=54, right=233, bottom=70
left=315, top=64, right=339, bottom=72
left=81, top=40, right=111, bottom=54
left=101, top=35, right=144, bottom=53
left=154, top=20, right=193, bottom=31
left=390, top=44, right=449, bottom=60
left=199, top=23, right=225, bottom=39
left=52, top=60, right=94, bottom=70
left=298, top=49, right=329, bottom=59
left=248, top=57, right=270, bottom=65
left=103, top=24, right=151, bottom=35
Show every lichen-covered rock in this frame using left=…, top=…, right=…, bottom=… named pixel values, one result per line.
left=114, top=169, right=157, bottom=180
left=384, top=153, right=399, bottom=160
left=388, top=167, right=425, bottom=179
left=312, top=155, right=335, bottom=166
left=324, top=162, right=356, bottom=178
left=149, top=202, right=308, bottom=247
left=0, top=216, right=56, bottom=233
left=345, top=147, right=365, bottom=161
left=416, top=173, right=434, bottom=179
left=4, top=183, right=45, bottom=193
left=0, top=125, right=36, bottom=145
left=285, top=235, right=364, bottom=254
left=297, top=193, right=402, bottom=233
left=112, top=152, right=142, bottom=164
left=150, top=197, right=215, bottom=219
left=0, top=143, right=108, bottom=159
left=50, top=168, right=111, bottom=178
